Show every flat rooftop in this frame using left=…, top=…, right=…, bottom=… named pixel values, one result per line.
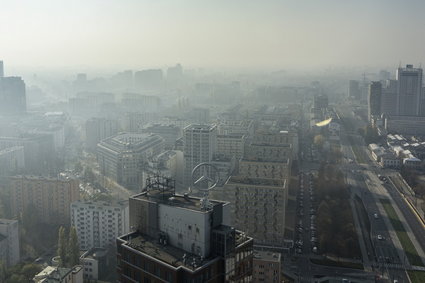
left=120, top=228, right=252, bottom=271
left=253, top=250, right=281, bottom=262
left=132, top=190, right=227, bottom=212
left=120, top=232, right=214, bottom=271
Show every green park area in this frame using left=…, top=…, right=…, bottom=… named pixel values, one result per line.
left=380, top=199, right=424, bottom=267
left=408, top=271, right=425, bottom=283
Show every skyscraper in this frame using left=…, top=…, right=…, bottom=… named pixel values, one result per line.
left=0, top=62, right=26, bottom=114
left=396, top=64, right=423, bottom=116
left=368, top=81, right=382, bottom=121
left=183, top=124, right=217, bottom=187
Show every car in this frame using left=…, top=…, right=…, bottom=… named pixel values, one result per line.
left=374, top=213, right=379, bottom=219
left=377, top=234, right=384, bottom=240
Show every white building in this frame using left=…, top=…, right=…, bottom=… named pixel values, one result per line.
left=183, top=124, right=217, bottom=186
left=71, top=200, right=129, bottom=250
left=0, top=219, right=20, bottom=266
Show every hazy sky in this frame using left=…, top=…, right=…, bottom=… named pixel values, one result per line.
left=1, top=0, right=425, bottom=70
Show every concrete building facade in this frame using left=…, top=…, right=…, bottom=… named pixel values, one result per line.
left=0, top=219, right=20, bottom=266
left=71, top=200, right=129, bottom=250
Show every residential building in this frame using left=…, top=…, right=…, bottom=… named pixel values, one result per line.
left=71, top=200, right=129, bottom=250
left=223, top=176, right=288, bottom=247
left=216, top=134, right=246, bottom=160
left=97, top=133, right=164, bottom=190
left=252, top=250, right=281, bottom=283
left=0, top=219, right=20, bottom=266
left=10, top=175, right=80, bottom=225
left=183, top=124, right=217, bottom=186
left=116, top=175, right=253, bottom=282
left=33, top=265, right=83, bottom=283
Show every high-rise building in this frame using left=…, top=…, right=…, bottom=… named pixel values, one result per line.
left=0, top=219, right=20, bottom=266
left=97, top=133, right=164, bottom=190
left=183, top=124, right=217, bottom=186
left=396, top=64, right=423, bottom=116
left=71, top=200, right=129, bottom=250
left=0, top=67, right=26, bottom=113
left=348, top=80, right=361, bottom=99
left=368, top=81, right=382, bottom=121
left=381, top=79, right=398, bottom=116
left=9, top=175, right=80, bottom=225
left=116, top=175, right=253, bottom=282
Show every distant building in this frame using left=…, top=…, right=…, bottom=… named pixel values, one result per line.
left=368, top=81, right=382, bottom=121
left=33, top=265, right=83, bottom=283
left=396, top=65, right=423, bottom=116
left=183, top=124, right=217, bottom=186
left=116, top=175, right=253, bottom=282
left=9, top=175, right=80, bottom=225
left=216, top=133, right=246, bottom=160
left=252, top=250, right=281, bottom=283
left=71, top=200, right=129, bottom=250
left=167, top=64, right=183, bottom=82
left=134, top=69, right=163, bottom=90
left=143, top=124, right=181, bottom=149
left=0, top=75, right=26, bottom=114
left=0, top=146, right=25, bottom=176
left=0, top=219, right=20, bottom=266
left=349, top=80, right=361, bottom=99
left=97, top=133, right=164, bottom=190
left=85, top=117, right=120, bottom=151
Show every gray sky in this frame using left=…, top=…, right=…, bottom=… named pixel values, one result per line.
left=1, top=0, right=425, bottom=70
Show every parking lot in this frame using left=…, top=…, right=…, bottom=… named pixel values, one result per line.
left=295, top=171, right=318, bottom=255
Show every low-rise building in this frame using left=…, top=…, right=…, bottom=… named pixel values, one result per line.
left=80, top=248, right=108, bottom=281
left=252, top=250, right=281, bottom=283
left=33, top=265, right=83, bottom=283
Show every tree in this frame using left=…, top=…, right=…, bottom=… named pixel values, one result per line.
left=57, top=226, right=67, bottom=267
left=84, top=167, right=96, bottom=183
left=313, top=135, right=325, bottom=150
left=67, top=226, right=80, bottom=267
left=74, top=162, right=84, bottom=174
left=20, top=263, right=42, bottom=280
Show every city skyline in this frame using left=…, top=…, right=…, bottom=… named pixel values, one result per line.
left=2, top=0, right=425, bottom=71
